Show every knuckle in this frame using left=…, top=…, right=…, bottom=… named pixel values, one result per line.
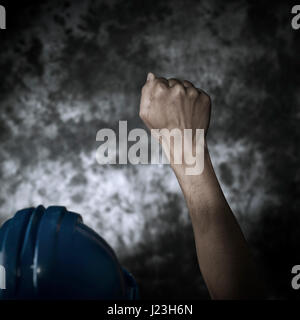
left=168, top=78, right=180, bottom=86
left=187, top=87, right=198, bottom=98
left=154, top=82, right=167, bottom=96
left=172, top=83, right=185, bottom=96
left=157, top=82, right=166, bottom=90
left=183, top=80, right=193, bottom=87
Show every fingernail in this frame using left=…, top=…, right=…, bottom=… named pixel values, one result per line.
left=147, top=72, right=155, bottom=81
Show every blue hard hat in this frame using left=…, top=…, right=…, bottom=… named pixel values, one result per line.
left=0, top=205, right=138, bottom=300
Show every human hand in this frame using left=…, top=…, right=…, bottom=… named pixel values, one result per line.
left=139, top=72, right=211, bottom=174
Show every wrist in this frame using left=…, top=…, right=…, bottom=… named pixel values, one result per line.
left=170, top=139, right=210, bottom=177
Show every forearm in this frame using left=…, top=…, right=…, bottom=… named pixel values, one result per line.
left=172, top=144, right=264, bottom=299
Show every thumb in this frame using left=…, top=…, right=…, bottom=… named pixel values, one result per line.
left=147, top=72, right=155, bottom=81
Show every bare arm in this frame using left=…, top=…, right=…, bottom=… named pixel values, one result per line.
left=139, top=73, right=264, bottom=299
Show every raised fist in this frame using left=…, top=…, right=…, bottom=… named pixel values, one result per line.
left=139, top=73, right=211, bottom=174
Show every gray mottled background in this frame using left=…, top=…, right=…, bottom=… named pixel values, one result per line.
left=0, top=0, right=299, bottom=299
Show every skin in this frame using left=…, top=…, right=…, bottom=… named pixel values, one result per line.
left=139, top=72, right=265, bottom=299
